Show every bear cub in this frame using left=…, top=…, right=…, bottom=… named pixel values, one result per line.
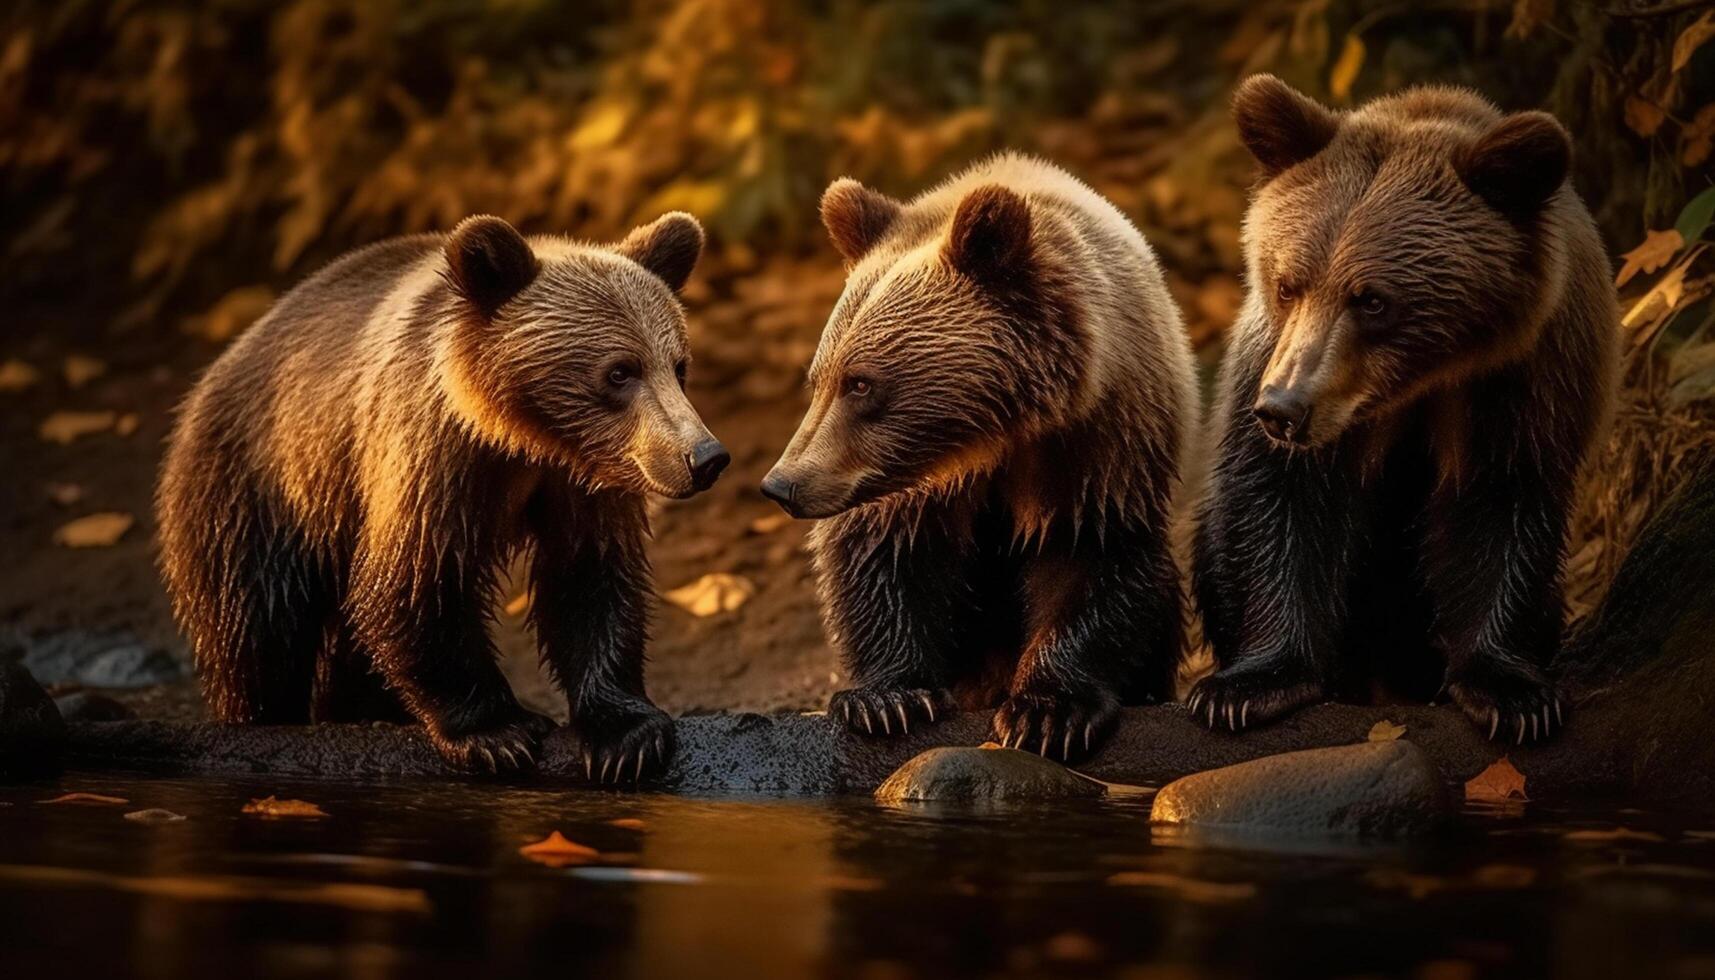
left=764, top=153, right=1199, bottom=763
left=158, top=213, right=728, bottom=780
left=1190, top=76, right=1618, bottom=743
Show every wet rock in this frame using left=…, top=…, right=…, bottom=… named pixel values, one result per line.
left=1151, top=741, right=1447, bottom=839
left=20, top=632, right=187, bottom=689
left=1, top=661, right=67, bottom=777
left=54, top=691, right=136, bottom=722
left=875, top=746, right=1107, bottom=803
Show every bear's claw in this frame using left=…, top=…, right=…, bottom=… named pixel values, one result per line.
left=429, top=708, right=554, bottom=774
left=830, top=686, right=949, bottom=737
left=1447, top=663, right=1563, bottom=745
left=989, top=689, right=1119, bottom=765
left=578, top=706, right=675, bottom=785
left=1184, top=670, right=1324, bottom=733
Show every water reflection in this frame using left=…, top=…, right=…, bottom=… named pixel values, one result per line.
left=0, top=776, right=1712, bottom=978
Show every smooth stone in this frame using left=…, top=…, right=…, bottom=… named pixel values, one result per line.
left=54, top=691, right=136, bottom=722
left=20, top=632, right=186, bottom=689
left=0, top=660, right=66, bottom=777
left=875, top=746, right=1107, bottom=803
left=1151, top=740, right=1448, bottom=839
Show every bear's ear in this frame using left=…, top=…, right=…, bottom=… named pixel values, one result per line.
left=1232, top=74, right=1340, bottom=175
left=445, top=215, right=539, bottom=316
left=944, top=184, right=1032, bottom=283
left=616, top=212, right=705, bottom=293
left=821, top=178, right=903, bottom=263
left=1457, top=111, right=1570, bottom=217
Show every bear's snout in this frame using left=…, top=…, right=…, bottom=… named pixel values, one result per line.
left=760, top=470, right=802, bottom=518
left=1253, top=385, right=1313, bottom=445
left=686, top=438, right=731, bottom=493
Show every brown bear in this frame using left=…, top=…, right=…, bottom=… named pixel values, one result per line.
left=1189, top=76, right=1619, bottom=743
left=762, top=153, right=1199, bottom=763
left=157, top=213, right=729, bottom=780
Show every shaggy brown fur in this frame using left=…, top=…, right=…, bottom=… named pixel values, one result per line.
left=1190, top=76, right=1619, bottom=743
left=157, top=213, right=729, bottom=779
left=764, top=153, right=1199, bottom=763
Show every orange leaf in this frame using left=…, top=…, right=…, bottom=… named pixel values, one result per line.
left=1616, top=228, right=1685, bottom=287
left=39, top=410, right=116, bottom=444
left=41, top=792, right=129, bottom=805
left=1682, top=103, right=1715, bottom=168
left=1563, top=827, right=1664, bottom=843
left=242, top=796, right=328, bottom=819
left=54, top=512, right=134, bottom=548
left=1328, top=34, right=1365, bottom=103
left=1367, top=719, right=1406, bottom=742
left=1465, top=757, right=1528, bottom=803
left=519, top=831, right=601, bottom=868
left=607, top=818, right=647, bottom=830
left=1673, top=9, right=1715, bottom=73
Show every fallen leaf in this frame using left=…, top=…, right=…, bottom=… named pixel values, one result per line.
left=41, top=792, right=129, bottom=805
left=46, top=482, right=84, bottom=506
left=1328, top=33, right=1365, bottom=102
left=39, top=410, right=116, bottom=444
left=63, top=355, right=106, bottom=389
left=1107, top=871, right=1257, bottom=903
left=1683, top=103, right=1715, bottom=168
left=1367, top=719, right=1406, bottom=741
left=1626, top=93, right=1668, bottom=138
left=1616, top=228, right=1685, bottom=288
left=242, top=796, right=328, bottom=819
left=54, top=512, right=134, bottom=548
left=663, top=572, right=756, bottom=617
left=1563, top=827, right=1664, bottom=844
left=1465, top=757, right=1528, bottom=803
left=184, top=285, right=275, bottom=343
left=1673, top=9, right=1715, bottom=72
left=114, top=413, right=140, bottom=437
left=608, top=818, right=647, bottom=830
left=519, top=831, right=601, bottom=868
left=0, top=359, right=40, bottom=392
left=748, top=513, right=793, bottom=535
left=125, top=809, right=187, bottom=824
left=1675, top=185, right=1715, bottom=245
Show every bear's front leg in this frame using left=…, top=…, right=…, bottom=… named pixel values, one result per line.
left=530, top=492, right=675, bottom=784
left=1422, top=465, right=1569, bottom=744
left=997, top=517, right=1180, bottom=763
left=1187, top=417, right=1369, bottom=731
left=348, top=547, right=553, bottom=774
left=815, top=509, right=970, bottom=738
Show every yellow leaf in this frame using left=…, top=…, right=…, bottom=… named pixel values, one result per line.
left=1682, top=103, right=1715, bottom=167
left=0, top=358, right=40, bottom=392
left=519, top=831, right=601, bottom=868
left=1329, top=34, right=1365, bottom=103
left=1673, top=9, right=1715, bottom=73
left=570, top=102, right=631, bottom=151
left=748, top=513, right=792, bottom=535
left=664, top=572, right=756, bottom=617
left=54, top=512, right=134, bottom=548
left=607, top=818, right=647, bottom=830
left=1616, top=228, right=1685, bottom=287
left=39, top=410, right=116, bottom=444
left=242, top=796, right=328, bottom=819
left=1465, top=757, right=1529, bottom=803
left=63, top=355, right=106, bottom=389
left=184, top=286, right=275, bottom=343
left=1367, top=719, right=1407, bottom=741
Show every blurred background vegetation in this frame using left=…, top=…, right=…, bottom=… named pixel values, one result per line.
left=1, top=0, right=1712, bottom=710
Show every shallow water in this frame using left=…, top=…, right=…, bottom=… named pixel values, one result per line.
left=2, top=773, right=1713, bottom=979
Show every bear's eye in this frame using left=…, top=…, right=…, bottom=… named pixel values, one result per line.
left=846, top=377, right=873, bottom=398
left=674, top=359, right=689, bottom=389
left=1275, top=281, right=1298, bottom=303
left=1352, top=291, right=1388, bottom=318
left=607, top=364, right=636, bottom=387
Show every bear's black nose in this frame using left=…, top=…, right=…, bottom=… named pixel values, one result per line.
left=1254, top=386, right=1312, bottom=444
left=686, top=438, right=730, bottom=492
left=760, top=472, right=801, bottom=518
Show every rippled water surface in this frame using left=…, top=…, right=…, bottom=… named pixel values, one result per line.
left=2, top=773, right=1714, bottom=978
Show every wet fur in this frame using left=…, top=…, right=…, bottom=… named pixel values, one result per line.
left=792, top=154, right=1200, bottom=762
left=1190, top=79, right=1619, bottom=743
left=157, top=215, right=711, bottom=779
